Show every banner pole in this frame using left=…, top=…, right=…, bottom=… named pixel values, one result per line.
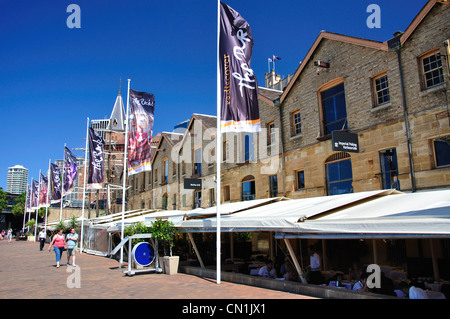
left=80, top=117, right=89, bottom=253
left=44, top=159, right=51, bottom=231
left=59, top=144, right=66, bottom=221
left=22, top=182, right=29, bottom=232
left=216, top=0, right=222, bottom=285
left=120, top=79, right=131, bottom=267
left=35, top=171, right=41, bottom=237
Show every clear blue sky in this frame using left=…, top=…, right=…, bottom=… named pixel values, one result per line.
left=0, top=0, right=427, bottom=189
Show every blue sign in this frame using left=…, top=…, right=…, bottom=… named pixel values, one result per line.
left=132, top=242, right=155, bottom=267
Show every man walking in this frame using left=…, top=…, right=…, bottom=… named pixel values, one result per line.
left=38, top=228, right=47, bottom=251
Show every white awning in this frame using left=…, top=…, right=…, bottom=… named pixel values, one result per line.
left=180, top=189, right=402, bottom=233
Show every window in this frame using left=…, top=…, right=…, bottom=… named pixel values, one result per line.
left=162, top=158, right=168, bottom=184
left=291, top=111, right=302, bottom=136
left=244, top=133, right=255, bottom=162
left=242, top=175, right=255, bottom=201
left=325, top=152, right=353, bottom=195
left=173, top=162, right=177, bottom=176
left=269, top=175, right=278, bottom=197
left=320, top=82, right=347, bottom=135
left=223, top=185, right=230, bottom=202
left=379, top=148, right=400, bottom=190
left=223, top=140, right=228, bottom=162
left=295, top=170, right=305, bottom=190
left=434, top=137, right=450, bottom=167
left=421, top=50, right=444, bottom=89
left=209, top=188, right=215, bottom=207
left=182, top=194, right=187, bottom=207
left=193, top=147, right=202, bottom=176
left=373, top=73, right=390, bottom=106
left=162, top=193, right=168, bottom=210
left=194, top=190, right=202, bottom=208
left=267, top=121, right=276, bottom=145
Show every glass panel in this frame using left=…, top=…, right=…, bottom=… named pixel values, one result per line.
left=435, top=139, right=450, bottom=167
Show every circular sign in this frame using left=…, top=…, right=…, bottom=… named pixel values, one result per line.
left=132, top=242, right=155, bottom=267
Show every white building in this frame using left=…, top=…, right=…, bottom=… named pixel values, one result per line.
left=6, top=165, right=28, bottom=194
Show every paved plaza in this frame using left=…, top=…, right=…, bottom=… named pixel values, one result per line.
left=0, top=240, right=315, bottom=300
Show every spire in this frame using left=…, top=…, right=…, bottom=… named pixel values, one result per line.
left=107, top=80, right=126, bottom=131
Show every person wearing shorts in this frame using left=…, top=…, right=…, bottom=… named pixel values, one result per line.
left=66, top=228, right=78, bottom=266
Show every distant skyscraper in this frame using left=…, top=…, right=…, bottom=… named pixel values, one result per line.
left=6, top=165, right=28, bottom=194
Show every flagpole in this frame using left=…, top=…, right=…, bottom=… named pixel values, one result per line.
left=216, top=0, right=222, bottom=285
left=80, top=117, right=89, bottom=254
left=35, top=170, right=41, bottom=237
left=45, top=159, right=51, bottom=231
left=120, top=78, right=131, bottom=267
left=59, top=144, right=66, bottom=221
left=22, top=182, right=29, bottom=232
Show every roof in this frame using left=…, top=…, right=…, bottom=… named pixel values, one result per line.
left=279, top=0, right=446, bottom=104
left=258, top=87, right=283, bottom=106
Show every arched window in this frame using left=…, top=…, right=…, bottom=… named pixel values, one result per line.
left=325, top=152, right=353, bottom=195
left=242, top=175, right=256, bottom=201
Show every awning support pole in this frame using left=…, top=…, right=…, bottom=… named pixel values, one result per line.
left=284, top=238, right=307, bottom=284
left=430, top=239, right=440, bottom=281
left=188, top=232, right=205, bottom=269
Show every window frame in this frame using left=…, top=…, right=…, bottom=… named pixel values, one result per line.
left=372, top=71, right=390, bottom=107
left=295, top=170, right=305, bottom=190
left=290, top=110, right=302, bottom=137
left=433, top=136, right=450, bottom=168
left=420, top=49, right=444, bottom=90
left=318, top=78, right=347, bottom=137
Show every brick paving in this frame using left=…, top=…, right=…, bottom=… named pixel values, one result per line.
left=0, top=240, right=316, bottom=300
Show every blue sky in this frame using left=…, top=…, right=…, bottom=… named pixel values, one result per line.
left=0, top=0, right=427, bottom=189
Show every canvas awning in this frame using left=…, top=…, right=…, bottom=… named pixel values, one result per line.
left=180, top=189, right=450, bottom=239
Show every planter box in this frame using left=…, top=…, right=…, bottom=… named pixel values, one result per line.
left=161, top=256, right=179, bottom=275
left=27, top=235, right=36, bottom=242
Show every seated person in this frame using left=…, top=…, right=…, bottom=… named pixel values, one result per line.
left=352, top=272, right=369, bottom=292
left=258, top=260, right=277, bottom=279
left=394, top=281, right=410, bottom=298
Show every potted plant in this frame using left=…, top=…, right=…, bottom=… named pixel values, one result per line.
left=148, top=219, right=179, bottom=275
left=25, top=219, right=36, bottom=242
left=124, top=222, right=152, bottom=269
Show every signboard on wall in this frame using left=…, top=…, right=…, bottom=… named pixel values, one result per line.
left=332, top=130, right=359, bottom=153
left=184, top=178, right=202, bottom=190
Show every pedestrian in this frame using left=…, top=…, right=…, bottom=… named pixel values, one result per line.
left=48, top=229, right=66, bottom=268
left=66, top=228, right=78, bottom=266
left=7, top=228, right=13, bottom=243
left=38, top=228, right=47, bottom=251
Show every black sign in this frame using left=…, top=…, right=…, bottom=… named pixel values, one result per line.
left=184, top=178, right=202, bottom=190
left=332, top=131, right=359, bottom=153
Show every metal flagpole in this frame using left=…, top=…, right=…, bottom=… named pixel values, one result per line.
left=216, top=0, right=222, bottom=285
left=59, top=144, right=66, bottom=221
left=44, top=159, right=51, bottom=231
left=120, top=79, right=131, bottom=267
left=80, top=117, right=89, bottom=254
left=22, top=182, right=29, bottom=232
left=34, top=170, right=41, bottom=237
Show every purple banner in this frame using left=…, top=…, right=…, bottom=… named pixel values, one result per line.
left=127, top=89, right=155, bottom=176
left=220, top=2, right=260, bottom=133
left=88, top=127, right=105, bottom=189
left=50, top=163, right=62, bottom=204
left=63, top=146, right=78, bottom=196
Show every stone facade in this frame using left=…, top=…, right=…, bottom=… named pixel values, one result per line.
left=127, top=0, right=450, bottom=211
